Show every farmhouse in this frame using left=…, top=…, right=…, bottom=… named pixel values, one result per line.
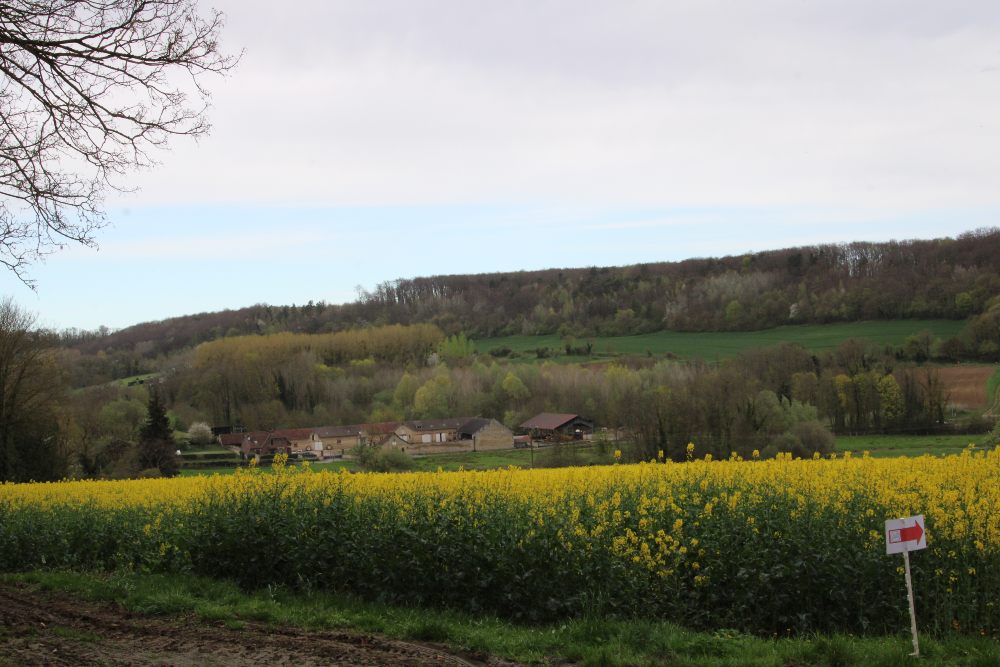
left=313, top=425, right=366, bottom=456
left=218, top=432, right=247, bottom=449
left=390, top=417, right=514, bottom=453
left=222, top=418, right=516, bottom=461
left=520, top=413, right=594, bottom=441
left=395, top=418, right=469, bottom=445
left=239, top=432, right=292, bottom=460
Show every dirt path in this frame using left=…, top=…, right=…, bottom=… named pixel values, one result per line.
left=0, top=583, right=516, bottom=667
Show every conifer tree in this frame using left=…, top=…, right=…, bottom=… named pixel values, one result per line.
left=138, top=389, right=178, bottom=476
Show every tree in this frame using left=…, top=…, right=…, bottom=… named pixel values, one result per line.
left=0, top=298, right=65, bottom=481
left=187, top=420, right=214, bottom=446
left=0, top=1, right=238, bottom=283
left=501, top=371, right=530, bottom=404
left=138, top=388, right=177, bottom=476
left=413, top=370, right=453, bottom=418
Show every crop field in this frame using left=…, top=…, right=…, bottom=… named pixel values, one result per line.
left=474, top=319, right=966, bottom=361
left=935, top=365, right=1000, bottom=410
left=2, top=449, right=997, bottom=638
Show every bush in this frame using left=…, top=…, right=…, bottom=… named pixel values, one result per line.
left=767, top=421, right=834, bottom=459
left=188, top=422, right=215, bottom=446
left=350, top=444, right=415, bottom=472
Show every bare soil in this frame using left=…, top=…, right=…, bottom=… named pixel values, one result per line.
left=0, top=583, right=517, bottom=667
left=936, top=365, right=997, bottom=410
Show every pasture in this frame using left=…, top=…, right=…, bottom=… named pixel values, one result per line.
left=474, top=319, right=966, bottom=361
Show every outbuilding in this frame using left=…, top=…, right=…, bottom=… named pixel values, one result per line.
left=519, top=413, right=594, bottom=441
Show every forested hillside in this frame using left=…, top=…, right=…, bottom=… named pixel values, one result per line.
left=66, top=229, right=1000, bottom=365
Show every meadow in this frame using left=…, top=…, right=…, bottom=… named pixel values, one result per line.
left=474, top=319, right=966, bottom=360
left=2, top=449, right=996, bottom=639
left=178, top=432, right=997, bottom=477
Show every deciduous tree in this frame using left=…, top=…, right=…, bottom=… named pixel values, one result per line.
left=0, top=298, right=64, bottom=480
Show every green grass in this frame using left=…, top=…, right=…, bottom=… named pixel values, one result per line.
left=178, top=443, right=617, bottom=477
left=179, top=435, right=989, bottom=478
left=109, top=372, right=159, bottom=387
left=835, top=434, right=987, bottom=457
left=475, top=319, right=965, bottom=361
left=988, top=368, right=1000, bottom=411
left=4, top=570, right=996, bottom=667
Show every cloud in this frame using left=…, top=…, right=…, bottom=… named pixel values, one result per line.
left=110, top=0, right=1000, bottom=214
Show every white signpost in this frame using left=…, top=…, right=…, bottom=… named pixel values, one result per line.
left=885, top=514, right=927, bottom=657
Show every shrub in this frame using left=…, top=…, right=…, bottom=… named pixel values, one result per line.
left=188, top=422, right=215, bottom=446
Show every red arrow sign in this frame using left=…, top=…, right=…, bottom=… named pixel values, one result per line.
left=886, top=515, right=927, bottom=555
left=898, top=522, right=923, bottom=543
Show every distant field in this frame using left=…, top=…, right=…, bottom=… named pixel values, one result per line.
left=835, top=433, right=989, bottom=458
left=178, top=434, right=989, bottom=478
left=936, top=365, right=999, bottom=409
left=178, top=446, right=608, bottom=476
left=474, top=319, right=966, bottom=361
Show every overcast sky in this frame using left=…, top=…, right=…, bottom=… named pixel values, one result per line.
left=4, top=0, right=1000, bottom=331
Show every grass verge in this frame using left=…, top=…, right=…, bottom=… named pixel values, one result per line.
left=3, top=570, right=997, bottom=667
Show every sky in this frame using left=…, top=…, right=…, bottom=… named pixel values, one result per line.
left=3, top=0, right=1000, bottom=331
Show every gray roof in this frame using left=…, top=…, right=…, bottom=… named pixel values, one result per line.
left=457, top=418, right=491, bottom=437
left=401, top=418, right=472, bottom=432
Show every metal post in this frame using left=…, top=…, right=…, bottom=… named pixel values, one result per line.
left=903, top=549, right=920, bottom=657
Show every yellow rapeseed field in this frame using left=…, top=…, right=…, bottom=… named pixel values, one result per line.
left=1, top=448, right=997, bottom=635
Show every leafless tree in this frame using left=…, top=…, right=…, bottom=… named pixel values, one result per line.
left=0, top=1, right=238, bottom=284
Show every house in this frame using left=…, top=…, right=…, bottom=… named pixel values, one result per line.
left=519, top=413, right=594, bottom=441
left=358, top=422, right=403, bottom=446
left=313, top=425, right=367, bottom=457
left=390, top=417, right=514, bottom=453
left=274, top=428, right=325, bottom=458
left=218, top=432, right=247, bottom=450
left=394, top=418, right=471, bottom=446
left=239, top=431, right=292, bottom=460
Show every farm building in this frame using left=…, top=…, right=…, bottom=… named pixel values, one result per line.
left=390, top=417, right=514, bottom=453
left=239, top=432, right=292, bottom=460
left=218, top=433, right=247, bottom=449
left=395, top=418, right=470, bottom=445
left=456, top=418, right=514, bottom=451
left=520, top=413, right=594, bottom=441
left=313, top=425, right=367, bottom=456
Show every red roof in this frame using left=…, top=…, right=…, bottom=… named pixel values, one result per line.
left=218, top=433, right=246, bottom=447
left=272, top=428, right=315, bottom=440
left=520, top=413, right=579, bottom=431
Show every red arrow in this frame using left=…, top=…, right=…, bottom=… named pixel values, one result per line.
left=899, top=521, right=923, bottom=543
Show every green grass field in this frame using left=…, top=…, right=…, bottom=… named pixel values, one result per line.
left=834, top=433, right=987, bottom=458
left=178, top=434, right=987, bottom=478
left=988, top=368, right=1000, bottom=412
left=179, top=444, right=613, bottom=476
left=475, top=319, right=965, bottom=361
left=5, top=571, right=996, bottom=667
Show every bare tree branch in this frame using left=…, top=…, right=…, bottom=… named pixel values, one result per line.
left=0, top=1, right=239, bottom=286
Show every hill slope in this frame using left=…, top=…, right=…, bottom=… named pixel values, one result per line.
left=69, top=229, right=1000, bottom=358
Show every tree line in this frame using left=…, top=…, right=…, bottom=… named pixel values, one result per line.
left=61, top=229, right=1000, bottom=366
